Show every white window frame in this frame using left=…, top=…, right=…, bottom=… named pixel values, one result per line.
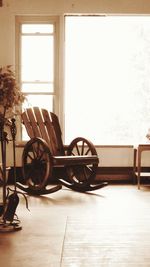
left=15, top=16, right=60, bottom=141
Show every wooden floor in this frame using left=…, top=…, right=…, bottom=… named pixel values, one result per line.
left=1, top=184, right=150, bottom=267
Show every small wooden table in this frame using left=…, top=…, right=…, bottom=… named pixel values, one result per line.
left=136, top=144, right=150, bottom=189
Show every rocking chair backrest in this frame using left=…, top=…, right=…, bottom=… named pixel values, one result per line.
left=21, top=107, right=65, bottom=156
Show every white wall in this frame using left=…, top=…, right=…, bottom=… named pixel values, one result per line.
left=1, top=0, right=150, bottom=14
left=1, top=0, right=150, bottom=66
left=1, top=0, right=150, bottom=167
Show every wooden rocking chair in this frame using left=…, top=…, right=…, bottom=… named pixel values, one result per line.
left=17, top=107, right=108, bottom=195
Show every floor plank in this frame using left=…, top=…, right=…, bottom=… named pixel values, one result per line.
left=0, top=185, right=150, bottom=266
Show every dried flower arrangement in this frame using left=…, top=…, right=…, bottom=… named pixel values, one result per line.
left=0, top=66, right=26, bottom=231
left=0, top=65, right=25, bottom=121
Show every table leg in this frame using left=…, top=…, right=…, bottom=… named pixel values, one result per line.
left=133, top=148, right=137, bottom=184
left=137, top=148, right=141, bottom=189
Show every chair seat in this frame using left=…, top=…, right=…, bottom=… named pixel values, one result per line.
left=52, top=155, right=99, bottom=166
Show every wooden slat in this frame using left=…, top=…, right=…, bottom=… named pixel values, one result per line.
left=42, top=109, right=58, bottom=155
left=21, top=108, right=98, bottom=169
left=33, top=107, right=50, bottom=146
left=21, top=111, right=34, bottom=138
left=26, top=108, right=41, bottom=137
left=50, top=112, right=65, bottom=155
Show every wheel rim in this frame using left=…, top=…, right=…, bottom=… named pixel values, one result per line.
left=67, top=138, right=98, bottom=186
left=22, top=138, right=52, bottom=190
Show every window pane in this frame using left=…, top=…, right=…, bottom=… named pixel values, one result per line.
left=65, top=16, right=150, bottom=145
left=18, top=19, right=58, bottom=141
left=21, top=35, right=54, bottom=81
left=23, top=94, right=53, bottom=111
left=22, top=24, right=54, bottom=33
left=22, top=83, right=53, bottom=93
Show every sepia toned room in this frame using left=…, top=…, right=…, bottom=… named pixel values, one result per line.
left=1, top=0, right=150, bottom=266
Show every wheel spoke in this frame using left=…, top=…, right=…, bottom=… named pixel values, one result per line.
left=83, top=165, right=92, bottom=179
left=68, top=170, right=74, bottom=181
left=34, top=143, right=43, bottom=158
left=81, top=141, right=85, bottom=155
left=38, top=150, right=45, bottom=161
left=67, top=137, right=98, bottom=187
left=75, top=144, right=80, bottom=155
left=22, top=138, right=51, bottom=190
left=31, top=146, right=37, bottom=159
left=85, top=148, right=90, bottom=155
left=27, top=152, right=34, bottom=161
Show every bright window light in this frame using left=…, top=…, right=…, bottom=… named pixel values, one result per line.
left=21, top=36, right=54, bottom=81
left=65, top=16, right=150, bottom=145
left=22, top=24, right=54, bottom=34
left=20, top=22, right=56, bottom=140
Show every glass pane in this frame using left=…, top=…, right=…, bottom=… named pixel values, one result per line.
left=22, top=24, right=54, bottom=34
left=65, top=16, right=150, bottom=145
left=22, top=83, right=54, bottom=93
left=21, top=35, right=54, bottom=81
left=23, top=94, right=53, bottom=111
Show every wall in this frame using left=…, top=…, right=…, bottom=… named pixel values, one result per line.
left=0, top=0, right=150, bottom=168
left=1, top=0, right=150, bottom=67
left=1, top=0, right=150, bottom=14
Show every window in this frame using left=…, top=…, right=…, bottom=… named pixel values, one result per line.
left=16, top=16, right=59, bottom=140
left=65, top=16, right=150, bottom=145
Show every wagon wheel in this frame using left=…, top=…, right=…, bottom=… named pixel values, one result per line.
left=22, top=137, right=52, bottom=190
left=66, top=137, right=98, bottom=189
